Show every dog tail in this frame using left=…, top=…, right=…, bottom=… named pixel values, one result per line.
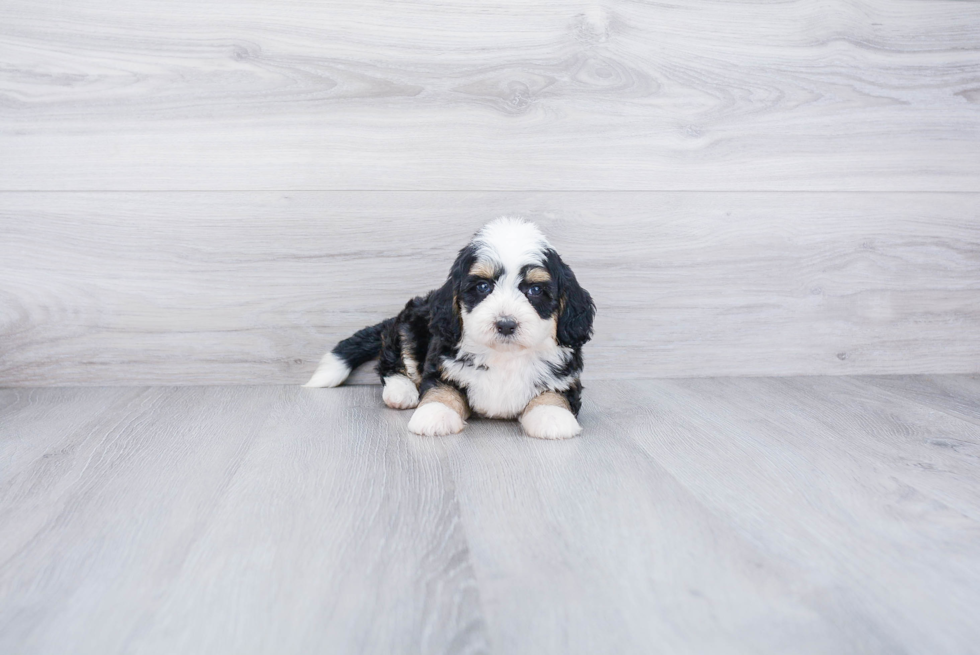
left=303, top=318, right=396, bottom=388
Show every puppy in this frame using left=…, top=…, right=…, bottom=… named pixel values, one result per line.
left=304, top=218, right=595, bottom=439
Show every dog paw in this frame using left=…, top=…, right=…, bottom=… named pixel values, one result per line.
left=520, top=405, right=582, bottom=440
left=382, top=375, right=419, bottom=409
left=302, top=352, right=351, bottom=388
left=408, top=402, right=465, bottom=436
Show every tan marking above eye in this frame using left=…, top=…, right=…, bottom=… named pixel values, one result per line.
left=524, top=267, right=552, bottom=284
left=468, top=261, right=498, bottom=279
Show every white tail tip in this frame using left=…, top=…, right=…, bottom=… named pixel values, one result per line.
left=303, top=352, right=351, bottom=388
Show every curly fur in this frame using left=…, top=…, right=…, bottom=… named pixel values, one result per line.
left=305, top=218, right=595, bottom=438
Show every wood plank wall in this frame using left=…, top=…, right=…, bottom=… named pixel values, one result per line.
left=1, top=0, right=979, bottom=385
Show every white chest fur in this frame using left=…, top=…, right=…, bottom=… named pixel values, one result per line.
left=441, top=345, right=572, bottom=419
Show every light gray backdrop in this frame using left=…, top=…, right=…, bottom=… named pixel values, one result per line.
left=1, top=0, right=978, bottom=385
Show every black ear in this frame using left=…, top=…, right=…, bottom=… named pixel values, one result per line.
left=545, top=249, right=595, bottom=348
left=429, top=244, right=476, bottom=345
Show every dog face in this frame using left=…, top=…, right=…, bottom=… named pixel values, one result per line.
left=431, top=218, right=594, bottom=353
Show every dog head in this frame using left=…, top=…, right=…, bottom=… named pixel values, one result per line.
left=431, top=218, right=595, bottom=353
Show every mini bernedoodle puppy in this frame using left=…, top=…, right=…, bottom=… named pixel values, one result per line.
left=304, top=218, right=595, bottom=439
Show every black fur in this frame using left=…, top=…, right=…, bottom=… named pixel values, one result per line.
left=415, top=244, right=477, bottom=398
left=548, top=347, right=584, bottom=380
left=376, top=295, right=431, bottom=380
left=430, top=244, right=476, bottom=342
left=544, top=249, right=596, bottom=349
left=518, top=264, right=558, bottom=320
left=558, top=379, right=584, bottom=416
left=331, top=318, right=396, bottom=370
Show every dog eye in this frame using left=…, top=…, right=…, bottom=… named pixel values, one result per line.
left=475, top=280, right=492, bottom=294
left=526, top=284, right=543, bottom=297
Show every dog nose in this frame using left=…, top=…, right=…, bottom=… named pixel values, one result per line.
left=495, top=317, right=518, bottom=336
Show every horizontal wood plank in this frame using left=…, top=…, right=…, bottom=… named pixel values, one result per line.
left=1, top=0, right=978, bottom=191
left=1, top=191, right=978, bottom=385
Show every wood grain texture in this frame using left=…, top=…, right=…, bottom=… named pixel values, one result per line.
left=446, top=404, right=855, bottom=653
left=604, top=376, right=980, bottom=653
left=851, top=374, right=980, bottom=428
left=2, top=191, right=978, bottom=386
left=1, top=0, right=978, bottom=191
left=1, top=377, right=979, bottom=653
left=0, top=385, right=488, bottom=654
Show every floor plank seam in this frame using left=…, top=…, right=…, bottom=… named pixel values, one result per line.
left=840, top=377, right=980, bottom=431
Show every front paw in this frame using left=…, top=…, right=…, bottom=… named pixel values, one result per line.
left=408, top=402, right=465, bottom=436
left=520, top=405, right=582, bottom=440
left=382, top=375, right=419, bottom=409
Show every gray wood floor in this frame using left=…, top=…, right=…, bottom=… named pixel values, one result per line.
left=2, top=375, right=978, bottom=654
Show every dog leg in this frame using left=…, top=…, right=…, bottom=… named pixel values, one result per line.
left=408, top=385, right=469, bottom=436
left=382, top=374, right=420, bottom=409
left=520, top=391, right=581, bottom=440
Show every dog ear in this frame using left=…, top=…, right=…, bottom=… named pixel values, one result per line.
left=429, top=244, right=476, bottom=344
left=545, top=249, right=595, bottom=348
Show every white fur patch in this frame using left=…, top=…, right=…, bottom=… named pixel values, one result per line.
left=520, top=405, right=582, bottom=440
left=302, top=352, right=351, bottom=388
left=441, top=342, right=571, bottom=418
left=472, top=217, right=551, bottom=273
left=382, top=374, right=419, bottom=409
left=408, top=402, right=466, bottom=436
